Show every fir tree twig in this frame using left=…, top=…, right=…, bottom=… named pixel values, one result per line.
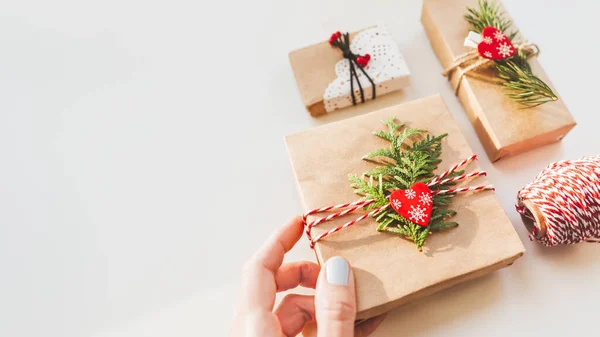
left=349, top=117, right=462, bottom=250
left=464, top=0, right=557, bottom=107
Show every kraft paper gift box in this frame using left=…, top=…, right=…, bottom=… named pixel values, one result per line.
left=285, top=95, right=524, bottom=320
left=289, top=25, right=410, bottom=117
left=421, top=0, right=576, bottom=162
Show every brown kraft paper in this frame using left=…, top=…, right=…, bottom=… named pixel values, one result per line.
left=421, top=0, right=576, bottom=162
left=285, top=95, right=525, bottom=320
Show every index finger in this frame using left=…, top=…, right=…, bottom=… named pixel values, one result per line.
left=241, top=216, right=306, bottom=311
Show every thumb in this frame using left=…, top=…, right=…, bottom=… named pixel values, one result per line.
left=315, top=256, right=356, bottom=337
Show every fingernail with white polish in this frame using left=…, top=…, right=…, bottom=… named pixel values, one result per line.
left=326, top=256, right=349, bottom=286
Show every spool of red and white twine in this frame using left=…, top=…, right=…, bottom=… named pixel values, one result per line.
left=302, top=155, right=494, bottom=248
left=516, top=156, right=600, bottom=247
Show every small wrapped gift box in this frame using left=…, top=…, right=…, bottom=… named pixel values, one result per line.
left=289, top=25, right=410, bottom=117
left=421, top=0, right=576, bottom=162
left=285, top=95, right=524, bottom=320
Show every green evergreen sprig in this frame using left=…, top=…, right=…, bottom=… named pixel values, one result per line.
left=348, top=117, right=462, bottom=250
left=464, top=0, right=557, bottom=107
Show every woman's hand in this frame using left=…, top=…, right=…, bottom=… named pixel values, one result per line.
left=231, top=216, right=386, bottom=337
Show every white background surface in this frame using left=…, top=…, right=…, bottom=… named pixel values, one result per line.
left=0, top=0, right=598, bottom=336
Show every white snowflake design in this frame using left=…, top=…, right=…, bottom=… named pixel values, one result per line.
left=405, top=189, right=416, bottom=199
left=496, top=42, right=513, bottom=58
left=392, top=199, right=402, bottom=209
left=483, top=36, right=493, bottom=44
left=408, top=205, right=426, bottom=223
left=419, top=192, right=432, bottom=206
left=484, top=51, right=493, bottom=58
left=493, top=30, right=505, bottom=41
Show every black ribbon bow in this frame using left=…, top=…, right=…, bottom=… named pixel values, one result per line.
left=329, top=31, right=376, bottom=105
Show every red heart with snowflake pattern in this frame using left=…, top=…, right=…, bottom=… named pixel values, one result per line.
left=477, top=26, right=516, bottom=60
left=389, top=182, right=433, bottom=227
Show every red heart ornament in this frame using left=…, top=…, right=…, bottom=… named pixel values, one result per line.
left=389, top=182, right=433, bottom=227
left=356, top=54, right=370, bottom=67
left=477, top=26, right=516, bottom=60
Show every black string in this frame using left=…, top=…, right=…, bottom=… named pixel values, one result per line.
left=355, top=63, right=376, bottom=100
left=331, top=32, right=376, bottom=105
left=348, top=55, right=364, bottom=104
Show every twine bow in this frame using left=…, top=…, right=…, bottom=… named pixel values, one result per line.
left=442, top=41, right=539, bottom=94
left=329, top=31, right=376, bottom=105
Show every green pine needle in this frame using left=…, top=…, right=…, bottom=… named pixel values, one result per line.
left=349, top=117, right=461, bottom=250
left=495, top=59, right=558, bottom=107
left=464, top=0, right=557, bottom=107
left=464, top=0, right=515, bottom=38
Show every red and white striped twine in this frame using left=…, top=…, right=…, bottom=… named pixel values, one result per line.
left=430, top=170, right=486, bottom=186
left=302, top=199, right=375, bottom=243
left=309, top=204, right=389, bottom=248
left=302, top=155, right=494, bottom=248
left=429, top=154, right=477, bottom=186
left=433, top=184, right=494, bottom=195
left=516, top=155, right=600, bottom=247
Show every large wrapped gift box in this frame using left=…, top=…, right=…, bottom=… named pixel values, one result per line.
left=285, top=95, right=524, bottom=320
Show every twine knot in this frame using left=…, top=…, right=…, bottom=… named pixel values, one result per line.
left=342, top=49, right=355, bottom=60
left=443, top=39, right=538, bottom=94
left=329, top=31, right=376, bottom=104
